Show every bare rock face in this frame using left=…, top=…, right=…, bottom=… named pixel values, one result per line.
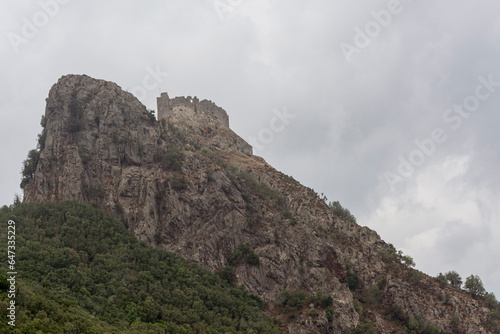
left=24, top=75, right=495, bottom=334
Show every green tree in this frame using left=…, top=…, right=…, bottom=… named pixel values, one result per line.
left=345, top=259, right=358, bottom=291
left=436, top=273, right=447, bottom=286
left=329, top=200, right=356, bottom=223
left=400, top=253, right=415, bottom=268
left=464, top=274, right=486, bottom=298
left=20, top=149, right=40, bottom=189
left=484, top=292, right=498, bottom=309
left=0, top=201, right=283, bottom=333
left=444, top=270, right=462, bottom=288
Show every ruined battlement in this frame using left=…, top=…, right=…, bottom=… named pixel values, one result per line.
left=157, top=92, right=229, bottom=127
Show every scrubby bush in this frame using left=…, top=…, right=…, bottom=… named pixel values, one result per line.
left=227, top=243, right=260, bottom=266
left=349, top=319, right=377, bottom=334
left=20, top=149, right=40, bottom=189
left=66, top=93, right=84, bottom=133
left=153, top=147, right=183, bottom=171
left=326, top=306, right=334, bottom=322
left=484, top=292, right=499, bottom=309
left=313, top=290, right=334, bottom=308
left=37, top=115, right=47, bottom=150
left=346, top=258, right=360, bottom=290
left=279, top=290, right=308, bottom=309
left=329, top=200, right=356, bottom=223
left=145, top=109, right=156, bottom=122
left=379, top=245, right=417, bottom=268
left=436, top=273, right=447, bottom=286
left=363, top=286, right=381, bottom=305
left=171, top=174, right=187, bottom=191
left=218, top=266, right=236, bottom=285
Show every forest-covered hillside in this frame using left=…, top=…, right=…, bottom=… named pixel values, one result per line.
left=0, top=201, right=282, bottom=333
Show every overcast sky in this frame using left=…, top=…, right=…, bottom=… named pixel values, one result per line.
left=1, top=0, right=499, bottom=297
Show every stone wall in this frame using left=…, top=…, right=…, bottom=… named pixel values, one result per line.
left=157, top=92, right=229, bottom=127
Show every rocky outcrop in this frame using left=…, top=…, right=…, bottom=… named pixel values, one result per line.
left=24, top=74, right=495, bottom=333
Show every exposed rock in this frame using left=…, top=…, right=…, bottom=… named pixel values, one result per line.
left=24, top=74, right=495, bottom=333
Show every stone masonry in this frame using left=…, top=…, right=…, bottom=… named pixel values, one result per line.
left=157, top=92, right=230, bottom=127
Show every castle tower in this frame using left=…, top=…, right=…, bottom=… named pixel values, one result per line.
left=157, top=92, right=171, bottom=121
left=156, top=92, right=229, bottom=128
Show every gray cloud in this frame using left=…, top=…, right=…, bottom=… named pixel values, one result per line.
left=1, top=0, right=499, bottom=297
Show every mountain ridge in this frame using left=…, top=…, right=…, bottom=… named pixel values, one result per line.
left=21, top=74, right=498, bottom=333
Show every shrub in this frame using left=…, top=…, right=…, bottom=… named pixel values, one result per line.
left=218, top=266, right=236, bottom=284
left=154, top=147, right=182, bottom=171
left=407, top=270, right=425, bottom=284
left=227, top=243, right=259, bottom=266
left=450, top=314, right=460, bottom=331
left=20, top=149, right=41, bottom=189
left=167, top=122, right=187, bottom=142
left=66, top=93, right=84, bottom=133
left=485, top=310, right=500, bottom=334
left=171, top=174, right=187, bottom=191
left=484, top=292, right=499, bottom=309
left=377, top=275, right=388, bottom=290
left=349, top=319, right=377, bottom=334
left=379, top=245, right=417, bottom=268
left=145, top=109, right=156, bottom=122
left=348, top=271, right=360, bottom=290
left=40, top=114, right=47, bottom=128
left=401, top=254, right=415, bottom=268
left=363, top=286, right=380, bottom=305
left=436, top=273, right=447, bottom=286
left=387, top=304, right=406, bottom=323
left=329, top=200, right=356, bottom=223
left=115, top=202, right=124, bottom=215
left=326, top=306, right=334, bottom=322
left=353, top=300, right=361, bottom=314
left=200, top=148, right=227, bottom=168
left=445, top=271, right=462, bottom=288
left=37, top=128, right=47, bottom=150
left=247, top=218, right=260, bottom=230
left=246, top=252, right=260, bottom=266
left=313, top=291, right=333, bottom=308
left=346, top=258, right=360, bottom=290
left=82, top=182, right=106, bottom=207
left=464, top=274, right=486, bottom=298
left=404, top=314, right=444, bottom=334
left=0, top=274, right=8, bottom=292
left=279, top=290, right=308, bottom=309
left=281, top=209, right=296, bottom=223
left=379, top=245, right=399, bottom=263
left=233, top=169, right=285, bottom=207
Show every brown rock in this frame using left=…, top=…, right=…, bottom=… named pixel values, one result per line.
left=24, top=74, right=495, bottom=334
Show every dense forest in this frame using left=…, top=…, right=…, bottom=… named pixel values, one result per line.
left=0, top=201, right=283, bottom=333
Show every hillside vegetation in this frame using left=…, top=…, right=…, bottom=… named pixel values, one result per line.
left=0, top=201, right=282, bottom=333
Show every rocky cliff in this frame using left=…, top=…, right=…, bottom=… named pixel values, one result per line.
left=23, top=74, right=496, bottom=333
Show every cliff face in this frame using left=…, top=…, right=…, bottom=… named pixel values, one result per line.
left=24, top=75, right=494, bottom=333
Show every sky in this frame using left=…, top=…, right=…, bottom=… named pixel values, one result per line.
left=1, top=0, right=499, bottom=298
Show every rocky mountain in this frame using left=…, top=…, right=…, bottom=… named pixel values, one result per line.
left=23, top=74, right=498, bottom=333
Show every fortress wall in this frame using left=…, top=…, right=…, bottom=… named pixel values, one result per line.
left=157, top=93, right=229, bottom=128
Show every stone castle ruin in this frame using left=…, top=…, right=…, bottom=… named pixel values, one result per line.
left=157, top=92, right=229, bottom=127
left=156, top=92, right=252, bottom=155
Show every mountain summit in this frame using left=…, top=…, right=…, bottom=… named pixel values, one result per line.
left=22, top=74, right=497, bottom=333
